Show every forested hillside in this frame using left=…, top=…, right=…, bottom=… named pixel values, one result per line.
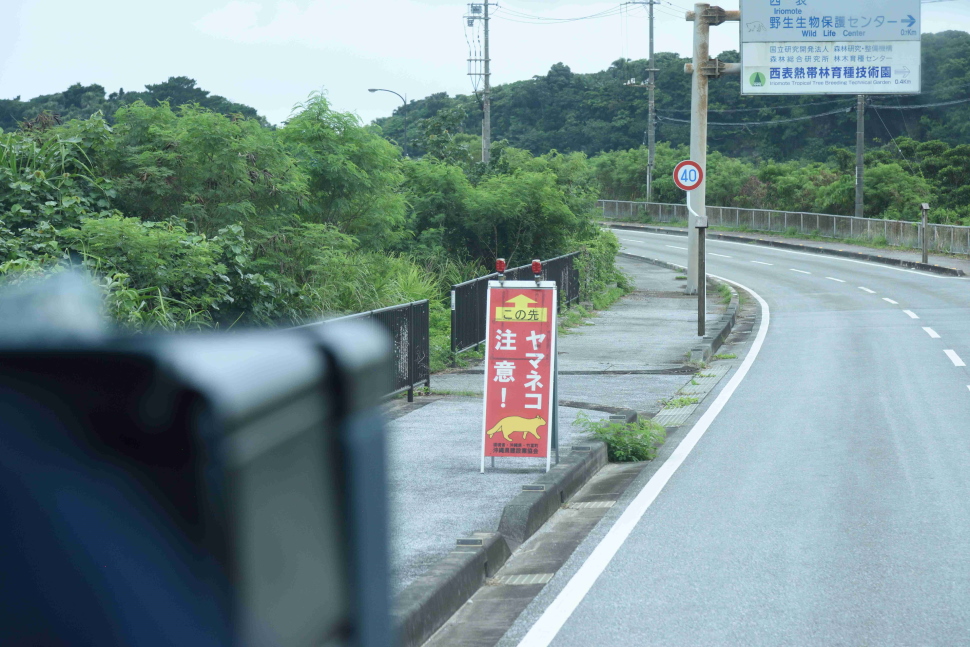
left=0, top=77, right=266, bottom=131
left=374, top=31, right=970, bottom=162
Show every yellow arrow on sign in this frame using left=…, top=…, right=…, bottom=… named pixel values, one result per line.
left=495, top=293, right=547, bottom=322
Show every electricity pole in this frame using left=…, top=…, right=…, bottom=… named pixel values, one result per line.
left=482, top=0, right=492, bottom=164
left=624, top=1, right=659, bottom=200
left=855, top=94, right=865, bottom=218
left=466, top=3, right=492, bottom=163
left=647, top=0, right=656, bottom=201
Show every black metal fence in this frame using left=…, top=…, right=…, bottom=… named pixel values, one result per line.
left=451, top=252, right=581, bottom=355
left=297, top=300, right=430, bottom=402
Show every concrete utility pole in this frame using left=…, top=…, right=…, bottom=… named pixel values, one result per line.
left=684, top=4, right=739, bottom=294
left=482, top=0, right=492, bottom=164
left=647, top=0, right=657, bottom=201
left=855, top=94, right=865, bottom=218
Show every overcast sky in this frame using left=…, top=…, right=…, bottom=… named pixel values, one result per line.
left=2, top=0, right=967, bottom=126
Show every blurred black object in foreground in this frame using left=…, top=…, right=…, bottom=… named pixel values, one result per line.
left=0, top=275, right=395, bottom=647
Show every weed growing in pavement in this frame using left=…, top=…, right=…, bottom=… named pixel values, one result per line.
left=717, top=283, right=732, bottom=304
left=675, top=274, right=687, bottom=280
left=665, top=396, right=700, bottom=408
left=690, top=378, right=700, bottom=385
left=576, top=412, right=666, bottom=462
left=713, top=353, right=737, bottom=360
left=696, top=373, right=715, bottom=378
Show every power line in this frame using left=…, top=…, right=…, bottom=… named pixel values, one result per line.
left=663, top=98, right=854, bottom=114
left=494, top=4, right=628, bottom=24
left=869, top=96, right=970, bottom=109
left=658, top=105, right=852, bottom=127
left=870, top=106, right=923, bottom=177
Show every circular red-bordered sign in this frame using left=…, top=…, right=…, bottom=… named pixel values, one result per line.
left=672, top=160, right=704, bottom=191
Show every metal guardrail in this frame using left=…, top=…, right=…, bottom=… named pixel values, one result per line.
left=450, top=252, right=581, bottom=355
left=297, top=300, right=430, bottom=401
left=597, top=200, right=970, bottom=256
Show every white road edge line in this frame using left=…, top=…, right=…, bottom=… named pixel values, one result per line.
left=966, top=385, right=970, bottom=394
left=666, top=245, right=688, bottom=250
left=858, top=287, right=876, bottom=293
left=790, top=269, right=811, bottom=274
left=515, top=266, right=771, bottom=647
left=710, top=253, right=732, bottom=258
left=609, top=229, right=960, bottom=280
left=882, top=298, right=899, bottom=304
left=923, top=327, right=941, bottom=339
left=904, top=310, right=920, bottom=319
left=826, top=277, right=846, bottom=283
left=944, top=350, right=966, bottom=367
left=751, top=260, right=773, bottom=265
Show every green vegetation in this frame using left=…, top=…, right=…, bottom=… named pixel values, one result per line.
left=665, top=396, right=700, bottom=408
left=0, top=89, right=625, bottom=371
left=717, top=283, right=732, bottom=304
left=712, top=353, right=737, bottom=360
left=577, top=413, right=666, bottom=462
left=374, top=31, right=970, bottom=225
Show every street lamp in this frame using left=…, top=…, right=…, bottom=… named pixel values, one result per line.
left=368, top=88, right=408, bottom=157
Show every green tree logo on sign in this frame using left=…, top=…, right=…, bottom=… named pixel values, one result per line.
left=750, top=72, right=766, bottom=87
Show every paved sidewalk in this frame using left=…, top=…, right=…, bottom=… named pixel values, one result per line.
left=606, top=221, right=970, bottom=274
left=384, top=257, right=727, bottom=594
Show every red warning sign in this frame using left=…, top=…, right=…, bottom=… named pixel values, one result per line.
left=481, top=281, right=557, bottom=471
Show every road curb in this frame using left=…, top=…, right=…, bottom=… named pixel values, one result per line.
left=393, top=441, right=608, bottom=647
left=393, top=531, right=511, bottom=647
left=609, top=222, right=967, bottom=276
left=618, top=252, right=740, bottom=363
left=498, top=441, right=609, bottom=548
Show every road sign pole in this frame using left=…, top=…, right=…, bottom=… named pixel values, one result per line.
left=698, top=220, right=706, bottom=337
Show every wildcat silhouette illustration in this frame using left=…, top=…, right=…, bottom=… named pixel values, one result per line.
left=486, top=415, right=546, bottom=442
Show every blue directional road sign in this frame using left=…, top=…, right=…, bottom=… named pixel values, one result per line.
left=740, top=0, right=921, bottom=42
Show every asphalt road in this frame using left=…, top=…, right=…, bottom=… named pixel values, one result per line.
left=513, top=230, right=970, bottom=646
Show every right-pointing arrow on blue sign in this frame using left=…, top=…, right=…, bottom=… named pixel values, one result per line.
left=902, top=14, right=916, bottom=28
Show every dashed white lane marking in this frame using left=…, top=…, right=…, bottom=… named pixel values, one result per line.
left=967, top=385, right=970, bottom=394
left=904, top=310, right=920, bottom=319
left=882, top=298, right=899, bottom=304
left=751, top=260, right=773, bottom=265
left=710, top=253, right=732, bottom=258
left=944, top=350, right=966, bottom=367
left=665, top=245, right=688, bottom=250
left=923, top=327, right=941, bottom=339
left=858, top=287, right=876, bottom=294
left=790, top=269, right=811, bottom=274
left=826, top=277, right=846, bottom=283
left=514, top=274, right=771, bottom=647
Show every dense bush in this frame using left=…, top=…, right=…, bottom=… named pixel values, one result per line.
left=0, top=93, right=625, bottom=372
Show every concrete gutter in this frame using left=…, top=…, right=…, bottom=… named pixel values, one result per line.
left=609, top=222, right=967, bottom=277
left=618, top=252, right=739, bottom=363
left=393, top=440, right=609, bottom=647
left=393, top=531, right=511, bottom=647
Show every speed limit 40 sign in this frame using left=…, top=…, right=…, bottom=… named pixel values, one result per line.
left=673, top=160, right=704, bottom=191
